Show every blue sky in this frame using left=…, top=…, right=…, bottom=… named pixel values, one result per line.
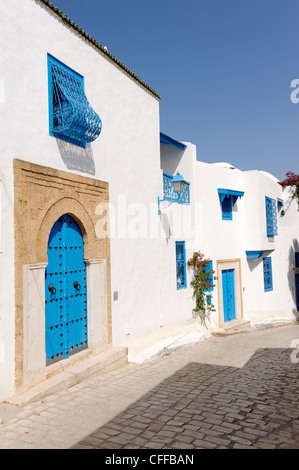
left=52, top=0, right=298, bottom=180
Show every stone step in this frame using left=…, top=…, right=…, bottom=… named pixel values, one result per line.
left=8, top=346, right=128, bottom=406
left=212, top=319, right=253, bottom=336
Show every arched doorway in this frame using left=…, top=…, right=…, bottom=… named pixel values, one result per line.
left=45, top=214, right=88, bottom=364
left=14, top=160, right=114, bottom=393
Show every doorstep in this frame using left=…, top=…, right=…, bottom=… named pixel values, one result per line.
left=7, top=346, right=128, bottom=406
left=213, top=319, right=253, bottom=336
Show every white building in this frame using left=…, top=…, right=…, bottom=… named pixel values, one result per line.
left=0, top=0, right=298, bottom=403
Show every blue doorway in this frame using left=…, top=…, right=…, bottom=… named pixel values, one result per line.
left=45, top=214, right=88, bottom=364
left=222, top=268, right=236, bottom=322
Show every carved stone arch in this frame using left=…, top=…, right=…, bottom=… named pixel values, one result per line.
left=13, top=160, right=112, bottom=392
left=36, top=197, right=96, bottom=264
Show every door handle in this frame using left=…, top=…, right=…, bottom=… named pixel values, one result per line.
left=73, top=281, right=81, bottom=291
left=48, top=284, right=56, bottom=294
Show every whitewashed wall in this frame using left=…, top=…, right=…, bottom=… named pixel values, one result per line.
left=191, top=161, right=245, bottom=324
left=159, top=143, right=299, bottom=329
left=0, top=0, right=162, bottom=399
left=193, top=163, right=299, bottom=326
left=159, top=143, right=197, bottom=329
left=242, top=179, right=299, bottom=324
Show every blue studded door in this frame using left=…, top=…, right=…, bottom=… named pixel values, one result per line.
left=222, top=268, right=236, bottom=323
left=45, top=214, right=88, bottom=364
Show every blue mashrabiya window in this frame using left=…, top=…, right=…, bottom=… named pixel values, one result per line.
left=176, top=241, right=187, bottom=289
left=47, top=53, right=102, bottom=148
left=265, top=196, right=278, bottom=237
left=263, top=256, right=273, bottom=292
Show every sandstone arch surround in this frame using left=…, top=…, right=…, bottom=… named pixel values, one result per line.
left=13, top=159, right=112, bottom=394
left=36, top=197, right=96, bottom=264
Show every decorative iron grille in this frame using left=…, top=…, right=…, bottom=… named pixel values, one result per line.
left=176, top=241, right=186, bottom=289
left=163, top=173, right=190, bottom=204
left=48, top=55, right=102, bottom=147
left=221, top=196, right=232, bottom=220
left=263, top=257, right=273, bottom=291
left=265, top=196, right=278, bottom=237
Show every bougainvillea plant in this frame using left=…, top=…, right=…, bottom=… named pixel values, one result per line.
left=187, top=251, right=217, bottom=324
left=278, top=172, right=299, bottom=203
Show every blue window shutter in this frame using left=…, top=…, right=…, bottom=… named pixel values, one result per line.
left=265, top=196, right=278, bottom=237
left=263, top=257, right=273, bottom=292
left=221, top=196, right=232, bottom=220
left=175, top=241, right=186, bottom=289
left=218, top=189, right=244, bottom=221
left=204, top=260, right=214, bottom=292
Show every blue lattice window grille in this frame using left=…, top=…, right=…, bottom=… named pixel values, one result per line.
left=176, top=241, right=187, bottom=289
left=218, top=189, right=244, bottom=221
left=221, top=195, right=232, bottom=220
left=163, top=173, right=190, bottom=205
left=47, top=54, right=102, bottom=148
left=263, top=257, right=273, bottom=292
left=265, top=196, right=278, bottom=237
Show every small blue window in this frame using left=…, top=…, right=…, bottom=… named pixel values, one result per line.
left=218, top=189, right=244, bottom=221
left=47, top=54, right=102, bottom=148
left=265, top=196, right=278, bottom=237
left=221, top=196, right=232, bottom=220
left=263, top=257, right=273, bottom=292
left=176, top=241, right=186, bottom=289
left=204, top=260, right=214, bottom=292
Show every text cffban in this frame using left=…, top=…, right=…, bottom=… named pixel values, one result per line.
left=105, top=454, right=194, bottom=466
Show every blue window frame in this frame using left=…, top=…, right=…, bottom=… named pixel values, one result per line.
left=47, top=53, right=102, bottom=148
left=263, top=257, right=273, bottom=292
left=265, top=196, right=278, bottom=237
left=204, top=260, right=214, bottom=292
left=175, top=241, right=186, bottom=289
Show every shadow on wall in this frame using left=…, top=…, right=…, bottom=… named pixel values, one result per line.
left=56, top=139, right=96, bottom=175
left=288, top=239, right=299, bottom=318
left=246, top=250, right=274, bottom=273
left=160, top=212, right=171, bottom=242
left=160, top=144, right=184, bottom=176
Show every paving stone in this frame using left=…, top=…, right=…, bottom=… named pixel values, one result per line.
left=1, top=324, right=299, bottom=449
left=230, top=435, right=253, bottom=446
left=170, top=441, right=195, bottom=449
left=174, top=434, right=194, bottom=445
left=204, top=435, right=231, bottom=447
left=193, top=438, right=217, bottom=449
left=182, top=429, right=205, bottom=440
left=156, top=429, right=177, bottom=439
left=144, top=441, right=165, bottom=449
